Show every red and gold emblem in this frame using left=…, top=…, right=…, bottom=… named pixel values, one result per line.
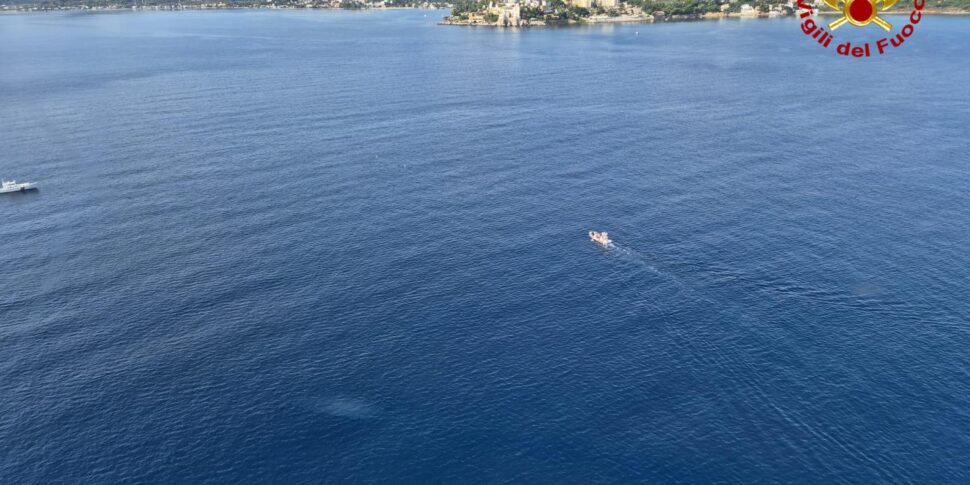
left=824, top=0, right=898, bottom=31
left=798, top=0, right=925, bottom=56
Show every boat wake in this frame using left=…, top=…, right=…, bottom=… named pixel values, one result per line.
left=594, top=239, right=728, bottom=314
left=603, top=241, right=680, bottom=284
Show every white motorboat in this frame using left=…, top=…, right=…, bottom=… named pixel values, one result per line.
left=1, top=180, right=38, bottom=194
left=589, top=230, right=612, bottom=247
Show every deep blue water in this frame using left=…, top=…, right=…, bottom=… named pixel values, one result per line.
left=2, top=10, right=969, bottom=483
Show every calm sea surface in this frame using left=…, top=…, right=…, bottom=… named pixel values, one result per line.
left=1, top=10, right=969, bottom=483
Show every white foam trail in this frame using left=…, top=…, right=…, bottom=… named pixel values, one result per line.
left=606, top=242, right=677, bottom=282
left=598, top=241, right=721, bottom=308
left=309, top=397, right=379, bottom=419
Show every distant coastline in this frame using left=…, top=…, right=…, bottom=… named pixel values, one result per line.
left=2, top=0, right=967, bottom=18
left=439, top=10, right=782, bottom=27
left=439, top=0, right=970, bottom=27
left=0, top=1, right=448, bottom=13
left=440, top=11, right=970, bottom=27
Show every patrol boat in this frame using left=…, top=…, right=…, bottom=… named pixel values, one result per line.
left=1, top=180, right=39, bottom=194
left=589, top=230, right=612, bottom=247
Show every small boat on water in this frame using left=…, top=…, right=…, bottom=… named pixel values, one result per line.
left=1, top=180, right=38, bottom=194
left=589, top=230, right=612, bottom=247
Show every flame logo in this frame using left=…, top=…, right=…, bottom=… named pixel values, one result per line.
left=824, top=0, right=899, bottom=31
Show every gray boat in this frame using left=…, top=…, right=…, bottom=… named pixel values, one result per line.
left=1, top=180, right=38, bottom=194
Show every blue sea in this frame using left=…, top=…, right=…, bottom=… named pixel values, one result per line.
left=1, top=10, right=969, bottom=483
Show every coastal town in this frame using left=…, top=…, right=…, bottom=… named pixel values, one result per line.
left=443, top=0, right=970, bottom=26
left=443, top=0, right=794, bottom=26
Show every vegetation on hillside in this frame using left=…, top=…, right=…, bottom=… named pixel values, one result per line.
left=450, top=0, right=591, bottom=21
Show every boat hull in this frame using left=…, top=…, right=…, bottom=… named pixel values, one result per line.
left=0, top=184, right=38, bottom=194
